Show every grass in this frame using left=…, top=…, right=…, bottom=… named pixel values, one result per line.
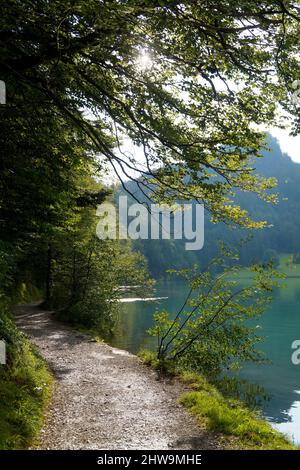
left=139, top=349, right=161, bottom=368
left=0, top=310, right=52, bottom=449
left=179, top=371, right=296, bottom=450
left=139, top=350, right=297, bottom=450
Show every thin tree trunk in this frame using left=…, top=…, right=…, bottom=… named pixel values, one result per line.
left=45, top=243, right=52, bottom=304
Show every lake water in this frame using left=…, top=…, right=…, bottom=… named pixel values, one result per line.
left=109, top=279, right=300, bottom=445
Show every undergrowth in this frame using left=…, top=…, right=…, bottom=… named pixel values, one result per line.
left=0, top=304, right=52, bottom=449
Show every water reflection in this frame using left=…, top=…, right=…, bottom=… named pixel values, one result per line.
left=273, top=394, right=300, bottom=444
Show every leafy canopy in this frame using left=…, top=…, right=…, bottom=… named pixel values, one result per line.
left=2, top=1, right=300, bottom=226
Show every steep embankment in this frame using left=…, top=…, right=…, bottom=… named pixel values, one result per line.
left=14, top=304, right=223, bottom=450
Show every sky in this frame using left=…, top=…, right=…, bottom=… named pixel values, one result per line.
left=270, top=127, right=300, bottom=162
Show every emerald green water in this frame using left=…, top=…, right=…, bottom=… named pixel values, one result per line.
left=110, top=279, right=300, bottom=444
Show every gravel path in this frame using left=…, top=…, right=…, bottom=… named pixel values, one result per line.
left=14, top=303, right=221, bottom=450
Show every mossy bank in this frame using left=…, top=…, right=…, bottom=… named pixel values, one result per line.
left=139, top=350, right=297, bottom=450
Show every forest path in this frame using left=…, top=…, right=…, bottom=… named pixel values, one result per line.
left=14, top=303, right=222, bottom=450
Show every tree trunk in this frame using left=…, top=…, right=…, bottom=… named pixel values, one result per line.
left=45, top=243, right=52, bottom=304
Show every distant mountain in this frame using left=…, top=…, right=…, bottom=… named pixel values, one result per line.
left=116, top=135, right=300, bottom=278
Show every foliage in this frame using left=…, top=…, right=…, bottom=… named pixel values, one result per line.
left=49, top=200, right=153, bottom=331
left=1, top=1, right=299, bottom=227
left=0, top=88, right=93, bottom=244
left=0, top=242, right=16, bottom=298
left=0, top=86, right=151, bottom=331
left=0, top=233, right=52, bottom=451
left=0, top=243, right=52, bottom=450
left=1, top=0, right=299, bottom=449
left=148, top=246, right=283, bottom=375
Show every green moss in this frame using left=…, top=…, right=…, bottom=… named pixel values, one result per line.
left=0, top=311, right=52, bottom=449
left=179, top=371, right=296, bottom=450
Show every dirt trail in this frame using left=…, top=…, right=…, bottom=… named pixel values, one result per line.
left=14, top=303, right=221, bottom=450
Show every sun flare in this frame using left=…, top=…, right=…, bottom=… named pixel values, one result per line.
left=136, top=49, right=152, bottom=71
